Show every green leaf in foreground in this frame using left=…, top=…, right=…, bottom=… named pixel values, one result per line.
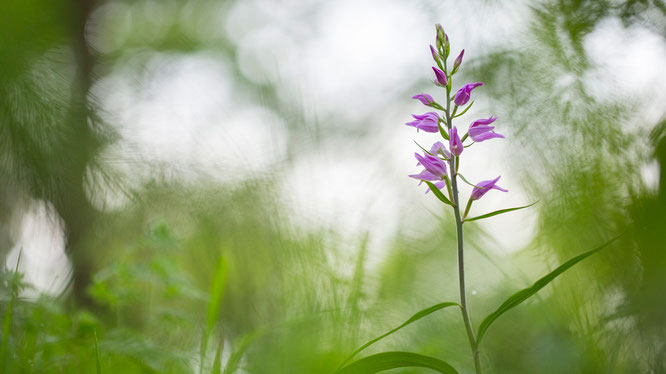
left=464, top=202, right=537, bottom=222
left=424, top=182, right=455, bottom=207
left=338, top=302, right=460, bottom=368
left=335, top=352, right=459, bottom=374
left=475, top=237, right=619, bottom=345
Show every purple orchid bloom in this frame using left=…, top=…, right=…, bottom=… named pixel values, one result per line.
left=410, top=151, right=448, bottom=193
left=412, top=93, right=436, bottom=107
left=432, top=67, right=448, bottom=87
left=454, top=82, right=483, bottom=106
left=413, top=152, right=448, bottom=179
left=430, top=141, right=451, bottom=159
left=405, top=112, right=440, bottom=133
left=408, top=170, right=446, bottom=192
left=470, top=176, right=508, bottom=200
left=468, top=116, right=504, bottom=142
left=449, top=126, right=463, bottom=157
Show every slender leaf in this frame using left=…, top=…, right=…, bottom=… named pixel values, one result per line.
left=464, top=202, right=537, bottom=222
left=211, top=340, right=223, bottom=374
left=457, top=173, right=483, bottom=189
left=201, top=256, right=228, bottom=374
left=424, top=182, right=455, bottom=207
left=452, top=100, right=474, bottom=118
left=475, top=237, right=618, bottom=344
left=94, top=329, right=102, bottom=374
left=437, top=122, right=450, bottom=140
left=414, top=141, right=435, bottom=156
left=222, top=331, right=259, bottom=374
left=339, top=302, right=459, bottom=368
left=0, top=250, right=21, bottom=370
left=336, top=352, right=459, bottom=374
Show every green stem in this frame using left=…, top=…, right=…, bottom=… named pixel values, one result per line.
left=449, top=161, right=482, bottom=373
left=442, top=65, right=482, bottom=373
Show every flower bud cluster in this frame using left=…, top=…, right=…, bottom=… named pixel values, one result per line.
left=405, top=25, right=507, bottom=213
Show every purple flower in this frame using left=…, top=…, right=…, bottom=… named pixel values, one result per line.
left=454, top=82, right=483, bottom=107
left=449, top=126, right=463, bottom=157
left=410, top=152, right=448, bottom=193
left=430, top=141, right=450, bottom=159
left=432, top=67, right=448, bottom=87
left=452, top=49, right=464, bottom=72
left=430, top=45, right=440, bottom=64
left=412, top=93, right=435, bottom=107
left=413, top=152, right=448, bottom=179
left=470, top=176, right=508, bottom=200
left=468, top=116, right=504, bottom=142
left=405, top=112, right=440, bottom=133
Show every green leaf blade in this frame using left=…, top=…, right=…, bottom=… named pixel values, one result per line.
left=335, top=351, right=459, bottom=374
left=475, top=237, right=619, bottom=345
left=452, top=100, right=474, bottom=118
left=424, top=182, right=455, bottom=207
left=464, top=202, right=537, bottom=222
left=339, top=302, right=460, bottom=368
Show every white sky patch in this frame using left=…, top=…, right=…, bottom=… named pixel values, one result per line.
left=5, top=200, right=71, bottom=298
left=279, top=141, right=402, bottom=265
left=584, top=17, right=666, bottom=127
left=640, top=160, right=660, bottom=192
left=92, top=52, right=288, bottom=193
left=293, top=0, right=430, bottom=122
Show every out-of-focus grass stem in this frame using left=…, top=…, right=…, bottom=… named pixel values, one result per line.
left=0, top=250, right=21, bottom=371
left=94, top=329, right=102, bottom=374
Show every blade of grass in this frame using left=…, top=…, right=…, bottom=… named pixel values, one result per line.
left=0, top=250, right=21, bottom=371
left=211, top=339, right=223, bottom=374
left=94, top=329, right=102, bottom=374
left=200, top=255, right=229, bottom=374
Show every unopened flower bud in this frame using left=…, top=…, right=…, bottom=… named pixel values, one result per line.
left=452, top=49, right=464, bottom=74
left=432, top=67, right=448, bottom=87
left=430, top=45, right=440, bottom=64
left=436, top=24, right=447, bottom=51
left=449, top=126, right=463, bottom=157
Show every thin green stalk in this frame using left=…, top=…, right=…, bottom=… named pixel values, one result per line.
left=443, top=68, right=482, bottom=373
left=0, top=251, right=21, bottom=371
left=449, top=160, right=482, bottom=373
left=94, top=329, right=102, bottom=374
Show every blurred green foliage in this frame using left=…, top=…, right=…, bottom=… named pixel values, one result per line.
left=1, top=0, right=665, bottom=373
